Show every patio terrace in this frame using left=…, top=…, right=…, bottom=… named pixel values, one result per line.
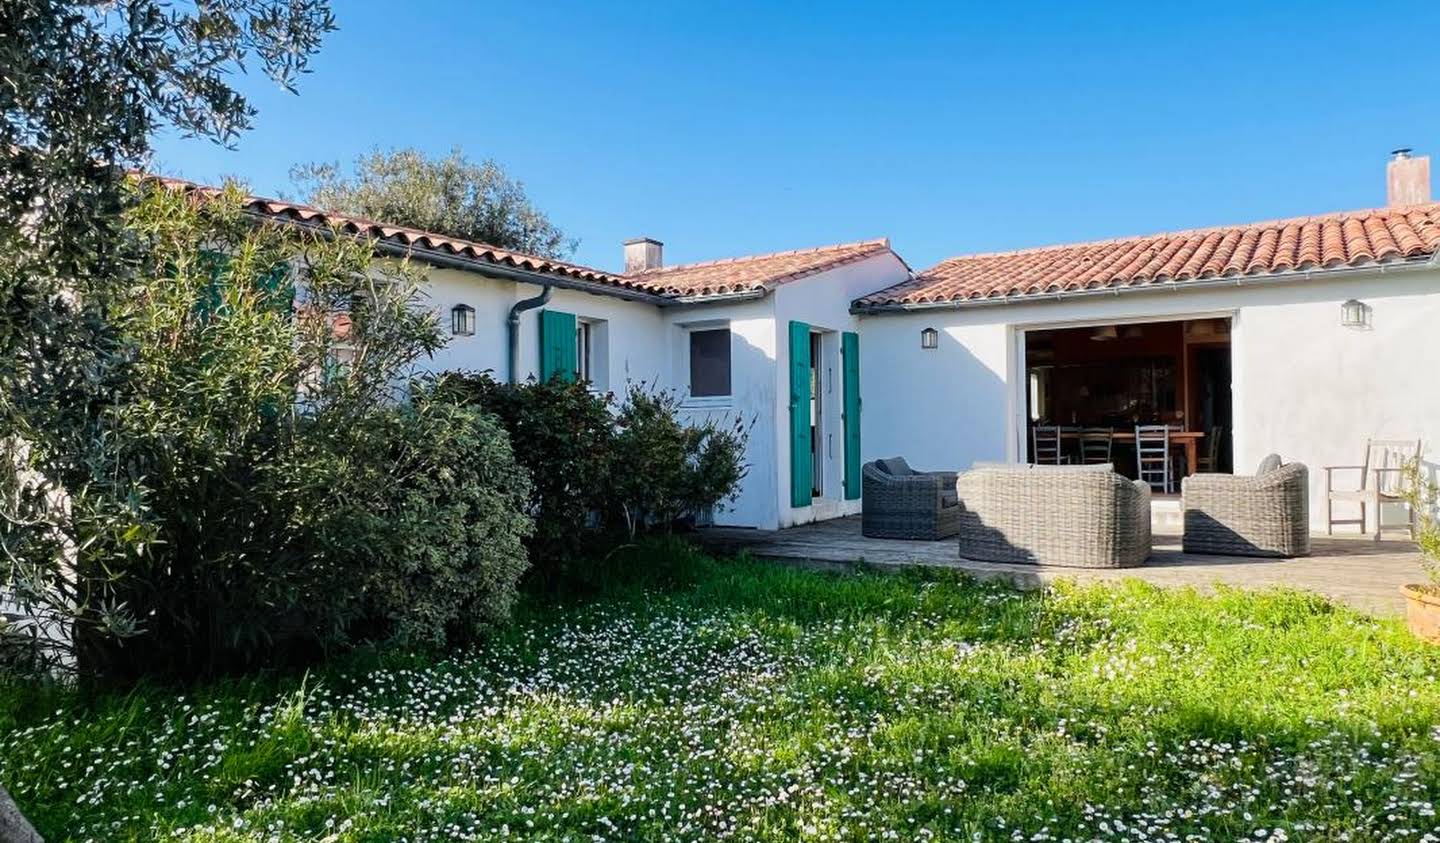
left=699, top=516, right=1425, bottom=616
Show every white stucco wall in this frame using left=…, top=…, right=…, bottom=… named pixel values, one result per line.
left=419, top=267, right=668, bottom=388
left=421, top=267, right=520, bottom=378
left=1228, top=271, right=1440, bottom=528
left=859, top=267, right=1440, bottom=531
left=664, top=296, right=780, bottom=529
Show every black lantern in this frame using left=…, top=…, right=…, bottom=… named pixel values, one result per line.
left=451, top=303, right=475, bottom=336
left=920, top=327, right=938, bottom=349
left=1340, top=299, right=1369, bottom=329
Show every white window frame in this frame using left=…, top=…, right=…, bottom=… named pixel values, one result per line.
left=679, top=320, right=733, bottom=407
left=575, top=317, right=608, bottom=391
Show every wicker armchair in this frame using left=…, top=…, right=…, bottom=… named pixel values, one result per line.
left=954, top=463, right=1151, bottom=568
left=861, top=457, right=962, bottom=540
left=1181, top=457, right=1310, bottom=557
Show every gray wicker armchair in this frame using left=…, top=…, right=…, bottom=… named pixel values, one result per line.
left=954, top=463, right=1152, bottom=568
left=861, top=457, right=962, bottom=540
left=1181, top=457, right=1310, bottom=557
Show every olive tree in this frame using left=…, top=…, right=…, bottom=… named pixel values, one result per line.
left=291, top=147, right=576, bottom=258
left=1, top=4, right=336, bottom=829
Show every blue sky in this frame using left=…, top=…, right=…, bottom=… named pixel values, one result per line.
left=152, top=0, right=1440, bottom=273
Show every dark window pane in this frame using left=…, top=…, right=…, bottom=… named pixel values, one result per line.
left=689, top=328, right=731, bottom=397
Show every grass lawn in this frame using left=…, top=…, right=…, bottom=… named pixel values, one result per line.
left=3, top=543, right=1440, bottom=842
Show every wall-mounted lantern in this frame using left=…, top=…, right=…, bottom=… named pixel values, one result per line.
left=451, top=303, right=476, bottom=336
left=920, top=327, right=938, bottom=350
left=1340, top=299, right=1370, bottom=329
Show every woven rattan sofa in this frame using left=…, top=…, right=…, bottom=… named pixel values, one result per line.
left=954, top=463, right=1151, bottom=568
left=861, top=457, right=962, bottom=540
left=1181, top=456, right=1310, bottom=557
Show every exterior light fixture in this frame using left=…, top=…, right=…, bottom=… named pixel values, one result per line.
left=1340, top=299, right=1370, bottom=329
left=451, top=303, right=476, bottom=336
left=920, top=327, right=938, bottom=349
left=1089, top=324, right=1118, bottom=342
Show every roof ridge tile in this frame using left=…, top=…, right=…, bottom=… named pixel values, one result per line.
left=628, top=238, right=890, bottom=276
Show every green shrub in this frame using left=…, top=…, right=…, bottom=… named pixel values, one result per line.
left=437, top=374, right=748, bottom=590
left=436, top=372, right=614, bottom=584
left=611, top=385, right=748, bottom=537
left=343, top=392, right=532, bottom=648
left=1, top=183, right=531, bottom=682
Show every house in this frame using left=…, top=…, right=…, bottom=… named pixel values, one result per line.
left=201, top=182, right=912, bottom=530
left=856, top=149, right=1440, bottom=532
left=196, top=148, right=1439, bottom=535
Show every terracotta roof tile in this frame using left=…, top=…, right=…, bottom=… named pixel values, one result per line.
left=152, top=177, right=894, bottom=302
left=152, top=178, right=637, bottom=290
left=626, top=239, right=896, bottom=298
left=858, top=204, right=1440, bottom=308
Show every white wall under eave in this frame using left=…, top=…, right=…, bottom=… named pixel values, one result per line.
left=1228, top=271, right=1440, bottom=530
left=858, top=268, right=1440, bottom=532
left=422, top=262, right=796, bottom=530
left=512, top=286, right=668, bottom=390
left=419, top=266, right=668, bottom=389
left=421, top=266, right=517, bottom=378
left=664, top=296, right=780, bottom=530
left=858, top=315, right=1014, bottom=473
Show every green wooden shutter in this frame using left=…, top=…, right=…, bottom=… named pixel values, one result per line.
left=842, top=331, right=861, bottom=500
left=539, top=309, right=577, bottom=382
left=196, top=249, right=228, bottom=319
left=261, top=262, right=293, bottom=312
left=788, top=321, right=812, bottom=508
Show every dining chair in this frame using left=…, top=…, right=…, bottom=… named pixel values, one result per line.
left=1077, top=428, right=1114, bottom=464
left=1135, top=424, right=1174, bottom=492
left=1197, top=425, right=1225, bottom=473
left=1031, top=425, right=1066, bottom=465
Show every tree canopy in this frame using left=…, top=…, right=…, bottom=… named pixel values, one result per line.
left=291, top=147, right=576, bottom=258
left=1, top=0, right=337, bottom=487
left=0, top=1, right=336, bottom=826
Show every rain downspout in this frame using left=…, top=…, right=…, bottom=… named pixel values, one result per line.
left=507, top=285, right=552, bottom=384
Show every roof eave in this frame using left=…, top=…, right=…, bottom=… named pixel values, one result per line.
left=850, top=255, right=1440, bottom=314
left=247, top=208, right=677, bottom=307
left=669, top=288, right=770, bottom=305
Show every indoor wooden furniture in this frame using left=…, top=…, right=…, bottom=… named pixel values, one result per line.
left=1078, top=428, right=1115, bottom=464
left=1031, top=425, right=1067, bottom=465
left=1324, top=438, right=1422, bottom=539
left=1055, top=429, right=1206, bottom=476
left=1197, top=425, right=1225, bottom=472
left=1135, top=425, right=1176, bottom=493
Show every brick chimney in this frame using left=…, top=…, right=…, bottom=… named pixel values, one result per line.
left=1386, top=148, right=1431, bottom=207
left=623, top=237, right=663, bottom=272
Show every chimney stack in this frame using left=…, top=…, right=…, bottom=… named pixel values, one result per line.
left=623, top=237, right=663, bottom=273
left=1386, top=148, right=1431, bottom=207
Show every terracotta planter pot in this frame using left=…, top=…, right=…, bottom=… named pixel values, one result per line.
left=1402, top=584, right=1440, bottom=643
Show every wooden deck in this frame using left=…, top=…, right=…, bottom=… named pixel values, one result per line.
left=699, top=517, right=1424, bottom=616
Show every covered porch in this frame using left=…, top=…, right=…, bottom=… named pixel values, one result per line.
left=700, top=516, right=1423, bottom=616
left=1023, top=316, right=1232, bottom=481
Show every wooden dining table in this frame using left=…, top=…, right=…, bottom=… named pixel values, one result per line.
left=1058, top=429, right=1207, bottom=475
